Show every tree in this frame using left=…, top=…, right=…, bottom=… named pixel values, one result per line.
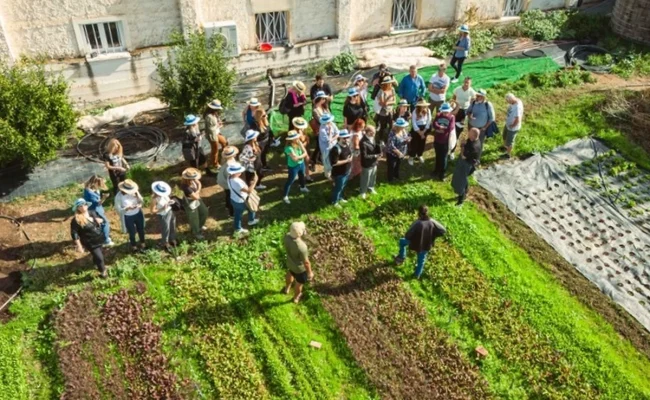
left=154, top=31, right=237, bottom=119
left=0, top=59, right=77, bottom=169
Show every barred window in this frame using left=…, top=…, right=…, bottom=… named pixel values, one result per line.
left=392, top=0, right=416, bottom=31
left=255, top=11, right=288, bottom=45
left=503, top=0, right=524, bottom=16
left=81, top=21, right=125, bottom=54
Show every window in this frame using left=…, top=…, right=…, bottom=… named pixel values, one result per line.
left=255, top=11, right=288, bottom=45
left=81, top=21, right=125, bottom=55
left=503, top=0, right=524, bottom=16
left=392, top=0, right=416, bottom=31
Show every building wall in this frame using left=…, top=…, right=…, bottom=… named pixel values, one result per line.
left=292, top=0, right=337, bottom=43
left=350, top=0, right=392, bottom=40
left=1, top=0, right=181, bottom=58
left=612, top=0, right=650, bottom=46
left=418, top=0, right=458, bottom=29
left=201, top=1, right=254, bottom=50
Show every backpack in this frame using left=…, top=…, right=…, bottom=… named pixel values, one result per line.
left=278, top=93, right=292, bottom=115
left=329, top=144, right=341, bottom=166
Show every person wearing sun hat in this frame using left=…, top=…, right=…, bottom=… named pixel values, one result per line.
left=239, top=129, right=266, bottom=190
left=182, top=114, right=206, bottom=169
left=292, top=117, right=314, bottom=182
left=282, top=131, right=310, bottom=204
left=217, top=146, right=240, bottom=217
left=353, top=74, right=369, bottom=109
left=287, top=81, right=308, bottom=131
left=432, top=102, right=456, bottom=180
left=450, top=24, right=471, bottom=83
left=242, top=97, right=261, bottom=132
left=310, top=90, right=330, bottom=169
left=467, top=88, right=495, bottom=143
left=386, top=117, right=411, bottom=182
left=318, top=113, right=339, bottom=179
left=181, top=168, right=209, bottom=240
left=204, top=99, right=228, bottom=174
left=150, top=181, right=177, bottom=250
left=374, top=75, right=397, bottom=141
left=227, top=162, right=259, bottom=236
left=393, top=99, right=412, bottom=135
left=70, top=198, right=109, bottom=278
left=409, top=98, right=431, bottom=165
left=329, top=129, right=353, bottom=208
left=117, top=179, right=146, bottom=253
left=343, top=87, right=367, bottom=129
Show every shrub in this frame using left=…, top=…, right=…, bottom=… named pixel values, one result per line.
left=611, top=52, right=650, bottom=78
left=519, top=9, right=569, bottom=41
left=426, top=28, right=496, bottom=58
left=586, top=53, right=614, bottom=66
left=155, top=30, right=237, bottom=119
left=0, top=59, right=77, bottom=169
left=325, top=52, right=357, bottom=75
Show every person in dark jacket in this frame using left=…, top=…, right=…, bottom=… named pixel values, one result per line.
left=394, top=205, right=446, bottom=279
left=70, top=198, right=108, bottom=278
left=452, top=127, right=483, bottom=206
left=329, top=130, right=353, bottom=207
left=359, top=126, right=382, bottom=199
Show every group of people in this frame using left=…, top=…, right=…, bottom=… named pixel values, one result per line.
left=70, top=23, right=524, bottom=286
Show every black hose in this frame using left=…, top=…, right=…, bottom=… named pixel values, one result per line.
left=77, top=125, right=169, bottom=164
left=565, top=45, right=615, bottom=73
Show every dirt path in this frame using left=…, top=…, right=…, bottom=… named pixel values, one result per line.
left=469, top=186, right=650, bottom=359
left=307, top=216, right=491, bottom=400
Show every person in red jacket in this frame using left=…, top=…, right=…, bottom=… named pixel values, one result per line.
left=394, top=205, right=447, bottom=279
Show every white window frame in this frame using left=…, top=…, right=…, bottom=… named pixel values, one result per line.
left=255, top=11, right=288, bottom=46
left=72, top=17, right=131, bottom=58
left=391, top=0, right=416, bottom=31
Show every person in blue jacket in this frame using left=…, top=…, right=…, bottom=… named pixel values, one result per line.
left=398, top=65, right=426, bottom=110
left=450, top=24, right=471, bottom=83
left=82, top=175, right=114, bottom=247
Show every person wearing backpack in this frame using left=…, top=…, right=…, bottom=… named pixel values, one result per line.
left=329, top=130, right=353, bottom=208
left=466, top=89, right=495, bottom=143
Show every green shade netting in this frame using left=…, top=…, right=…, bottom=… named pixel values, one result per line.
left=269, top=56, right=559, bottom=133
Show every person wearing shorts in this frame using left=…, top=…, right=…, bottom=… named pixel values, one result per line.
left=282, top=221, right=313, bottom=303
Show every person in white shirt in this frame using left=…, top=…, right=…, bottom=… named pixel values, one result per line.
left=409, top=99, right=432, bottom=165
left=318, top=113, right=340, bottom=179
left=428, top=63, right=450, bottom=114
left=118, top=179, right=146, bottom=253
left=451, top=76, right=476, bottom=150
left=228, top=163, right=259, bottom=236
left=150, top=181, right=177, bottom=250
left=502, top=93, right=524, bottom=160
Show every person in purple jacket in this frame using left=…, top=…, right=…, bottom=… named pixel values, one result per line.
left=394, top=205, right=447, bottom=279
left=432, top=102, right=456, bottom=180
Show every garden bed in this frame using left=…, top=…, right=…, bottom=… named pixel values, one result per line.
left=476, top=138, right=650, bottom=332
left=307, top=216, right=490, bottom=399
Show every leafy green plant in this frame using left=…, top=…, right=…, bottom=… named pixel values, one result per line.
left=611, top=52, right=650, bottom=78
left=520, top=9, right=569, bottom=41
left=155, top=30, right=237, bottom=119
left=587, top=53, right=614, bottom=66
left=0, top=59, right=77, bottom=169
left=325, top=52, right=357, bottom=76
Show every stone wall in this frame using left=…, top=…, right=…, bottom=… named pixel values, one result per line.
left=612, top=0, right=650, bottom=46
left=418, top=0, right=458, bottom=29
left=1, top=0, right=182, bottom=58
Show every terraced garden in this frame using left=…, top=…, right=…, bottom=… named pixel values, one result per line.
left=1, top=78, right=650, bottom=398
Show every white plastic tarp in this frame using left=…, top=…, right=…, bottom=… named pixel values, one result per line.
left=476, top=138, right=650, bottom=332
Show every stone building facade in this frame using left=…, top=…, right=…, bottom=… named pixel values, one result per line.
left=0, top=0, right=575, bottom=106
left=612, top=0, right=650, bottom=46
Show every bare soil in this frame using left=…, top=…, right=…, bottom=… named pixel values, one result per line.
left=470, top=186, right=650, bottom=359
left=308, top=216, right=491, bottom=400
